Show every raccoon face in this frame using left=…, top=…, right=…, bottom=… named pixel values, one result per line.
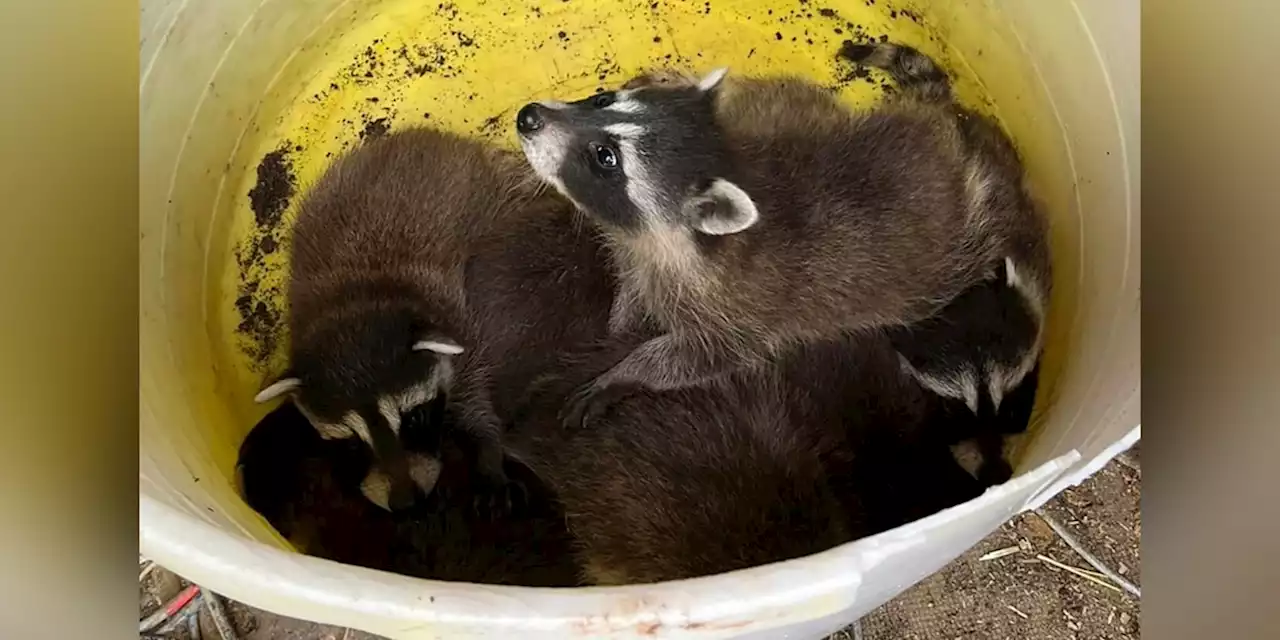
left=892, top=258, right=1046, bottom=421
left=253, top=335, right=462, bottom=510
left=515, top=68, right=760, bottom=239
left=254, top=337, right=459, bottom=443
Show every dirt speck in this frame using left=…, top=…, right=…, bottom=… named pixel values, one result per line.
left=360, top=117, right=391, bottom=141
left=477, top=114, right=505, bottom=139
left=594, top=56, right=622, bottom=82
left=247, top=148, right=295, bottom=229
left=452, top=31, right=475, bottom=48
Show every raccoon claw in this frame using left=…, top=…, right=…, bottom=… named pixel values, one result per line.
left=472, top=472, right=526, bottom=520
left=559, top=388, right=594, bottom=431
left=560, top=383, right=633, bottom=430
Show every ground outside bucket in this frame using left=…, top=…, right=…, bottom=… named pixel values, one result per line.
left=139, top=0, right=1139, bottom=637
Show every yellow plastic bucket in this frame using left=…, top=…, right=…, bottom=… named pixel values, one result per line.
left=139, top=0, right=1139, bottom=637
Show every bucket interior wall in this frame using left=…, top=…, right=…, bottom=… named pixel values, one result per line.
left=140, top=0, right=1138, bottom=636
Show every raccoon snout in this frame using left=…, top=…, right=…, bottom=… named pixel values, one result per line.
left=516, top=103, right=546, bottom=134
left=387, top=480, right=417, bottom=511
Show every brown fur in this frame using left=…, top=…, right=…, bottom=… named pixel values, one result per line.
left=844, top=43, right=1051, bottom=471
left=282, top=126, right=610, bottom=505
left=614, top=76, right=1000, bottom=349
left=237, top=400, right=583, bottom=586
left=506, top=334, right=983, bottom=585
left=289, top=128, right=543, bottom=330
left=839, top=42, right=1051, bottom=314
left=460, top=202, right=617, bottom=419
left=563, top=46, right=1050, bottom=428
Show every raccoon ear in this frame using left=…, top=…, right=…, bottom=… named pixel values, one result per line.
left=413, top=336, right=464, bottom=355
left=697, top=67, right=729, bottom=93
left=687, top=178, right=759, bottom=236
left=254, top=376, right=301, bottom=403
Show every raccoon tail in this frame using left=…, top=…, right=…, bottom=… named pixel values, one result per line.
left=838, top=41, right=952, bottom=104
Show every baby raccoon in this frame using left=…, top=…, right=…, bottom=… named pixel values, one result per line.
left=848, top=43, right=1050, bottom=473
left=505, top=340, right=853, bottom=585
left=254, top=127, right=561, bottom=510
left=237, top=400, right=582, bottom=586
left=889, top=257, right=1047, bottom=485
left=514, top=42, right=1050, bottom=424
left=504, top=333, right=984, bottom=585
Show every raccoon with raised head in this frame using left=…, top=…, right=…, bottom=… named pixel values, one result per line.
left=253, top=127, right=575, bottom=510
left=513, top=42, right=1050, bottom=426
left=596, top=51, right=1051, bottom=478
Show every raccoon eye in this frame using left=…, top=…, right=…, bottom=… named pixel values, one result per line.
left=590, top=142, right=620, bottom=171
left=591, top=92, right=616, bottom=108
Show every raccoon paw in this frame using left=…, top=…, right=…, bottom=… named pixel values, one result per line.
left=472, top=471, right=527, bottom=520
left=977, top=458, right=1014, bottom=487
left=560, top=382, right=635, bottom=430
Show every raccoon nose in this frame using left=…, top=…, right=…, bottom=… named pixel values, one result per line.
left=516, top=103, right=545, bottom=134
left=387, top=481, right=417, bottom=511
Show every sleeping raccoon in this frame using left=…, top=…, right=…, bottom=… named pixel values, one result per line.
left=888, top=257, right=1046, bottom=485
left=504, top=337, right=852, bottom=585
left=236, top=399, right=583, bottom=586
left=853, top=42, right=1051, bottom=480
left=513, top=42, right=1050, bottom=427
left=505, top=334, right=984, bottom=585
left=253, top=127, right=603, bottom=510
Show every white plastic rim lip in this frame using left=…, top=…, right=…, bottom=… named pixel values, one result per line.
left=1025, top=423, right=1140, bottom=511
left=140, top=450, right=1086, bottom=638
